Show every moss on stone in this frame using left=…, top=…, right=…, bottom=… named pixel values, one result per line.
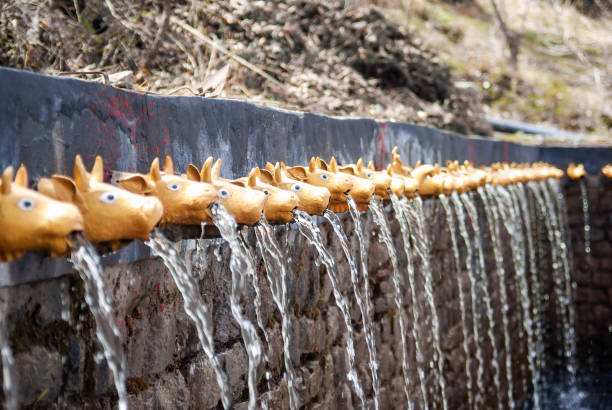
left=126, top=377, right=150, bottom=395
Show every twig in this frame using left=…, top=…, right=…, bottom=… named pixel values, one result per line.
left=144, top=0, right=171, bottom=68
left=171, top=16, right=283, bottom=87
left=58, top=71, right=110, bottom=85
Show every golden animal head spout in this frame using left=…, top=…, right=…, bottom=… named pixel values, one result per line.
left=263, top=162, right=330, bottom=216
left=39, top=155, right=163, bottom=247
left=327, top=157, right=374, bottom=212
left=339, top=158, right=393, bottom=201
left=234, top=168, right=299, bottom=224
left=410, top=163, right=442, bottom=196
left=285, top=157, right=353, bottom=213
left=119, top=156, right=217, bottom=227
left=0, top=165, right=84, bottom=262
left=603, top=164, right=612, bottom=179
left=567, top=163, right=586, bottom=180
left=188, top=157, right=266, bottom=226
left=387, top=148, right=419, bottom=197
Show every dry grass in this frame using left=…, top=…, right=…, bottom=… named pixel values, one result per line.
left=374, top=0, right=612, bottom=144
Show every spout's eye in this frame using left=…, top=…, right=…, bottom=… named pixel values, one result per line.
left=263, top=189, right=270, bottom=196
left=18, top=198, right=35, bottom=211
left=99, top=192, right=117, bottom=204
left=366, top=172, right=373, bottom=178
left=218, top=189, right=230, bottom=199
left=291, top=183, right=302, bottom=192
left=320, top=174, right=329, bottom=181
left=167, top=183, right=181, bottom=192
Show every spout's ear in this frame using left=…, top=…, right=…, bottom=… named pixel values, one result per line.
left=367, top=160, right=375, bottom=170
left=329, top=157, right=338, bottom=173
left=356, top=158, right=363, bottom=172
left=286, top=166, right=308, bottom=181
left=248, top=168, right=258, bottom=187
left=265, top=162, right=275, bottom=174
left=91, top=156, right=104, bottom=183
left=273, top=163, right=283, bottom=184
left=150, top=158, right=162, bottom=182
left=186, top=164, right=201, bottom=181
left=1, top=167, right=13, bottom=195
left=40, top=176, right=86, bottom=208
left=339, top=166, right=355, bottom=176
left=308, top=157, right=316, bottom=173
left=118, top=175, right=152, bottom=194
left=212, top=159, right=222, bottom=180
left=392, top=146, right=398, bottom=157
left=258, top=168, right=275, bottom=185
left=316, top=157, right=328, bottom=171
left=164, top=156, right=174, bottom=174
left=14, top=164, right=28, bottom=187
left=201, top=157, right=214, bottom=183
left=74, top=155, right=91, bottom=192
left=386, top=164, right=393, bottom=176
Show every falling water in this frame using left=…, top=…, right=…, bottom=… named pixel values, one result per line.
left=439, top=194, right=475, bottom=409
left=0, top=288, right=17, bottom=410
left=496, top=187, right=541, bottom=410
left=390, top=193, right=429, bottom=409
left=461, top=191, right=503, bottom=406
left=69, top=239, right=128, bottom=410
left=146, top=229, right=231, bottom=409
left=579, top=180, right=591, bottom=264
left=453, top=191, right=488, bottom=407
left=544, top=180, right=577, bottom=378
left=403, top=196, right=448, bottom=410
left=369, top=196, right=414, bottom=409
left=480, top=186, right=515, bottom=409
left=514, top=183, right=546, bottom=393
left=294, top=210, right=366, bottom=408
left=255, top=218, right=299, bottom=410
left=346, top=196, right=381, bottom=410
left=211, top=204, right=263, bottom=410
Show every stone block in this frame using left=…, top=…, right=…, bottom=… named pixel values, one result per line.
left=14, top=346, right=63, bottom=406
left=185, top=354, right=222, bottom=409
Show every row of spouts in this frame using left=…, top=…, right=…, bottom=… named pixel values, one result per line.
left=0, top=146, right=607, bottom=263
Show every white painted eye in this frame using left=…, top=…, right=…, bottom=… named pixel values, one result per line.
left=263, top=189, right=270, bottom=196
left=17, top=198, right=35, bottom=211
left=167, top=183, right=181, bottom=192
left=320, top=174, right=329, bottom=181
left=99, top=192, right=117, bottom=204
left=218, top=189, right=230, bottom=199
left=366, top=172, right=373, bottom=178
left=291, top=184, right=302, bottom=192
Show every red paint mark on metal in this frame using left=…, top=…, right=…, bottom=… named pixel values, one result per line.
left=155, top=147, right=159, bottom=153
left=159, top=304, right=164, bottom=311
left=164, top=139, right=167, bottom=145
left=469, top=139, right=475, bottom=164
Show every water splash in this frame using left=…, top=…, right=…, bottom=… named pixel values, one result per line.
left=255, top=218, right=299, bottom=410
left=346, top=196, right=381, bottom=410
left=390, top=193, right=429, bottom=409
left=369, top=196, right=414, bottom=409
left=496, top=186, right=541, bottom=409
left=294, top=210, right=366, bottom=408
left=439, top=194, right=475, bottom=408
left=480, top=186, right=515, bottom=409
left=403, top=196, right=448, bottom=410
left=461, top=191, right=503, bottom=406
left=70, top=240, right=128, bottom=410
left=146, top=229, right=231, bottom=409
left=211, top=204, right=263, bottom=410
left=578, top=180, right=592, bottom=263
left=454, top=192, right=487, bottom=407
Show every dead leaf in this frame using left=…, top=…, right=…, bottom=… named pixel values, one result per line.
left=200, top=64, right=230, bottom=98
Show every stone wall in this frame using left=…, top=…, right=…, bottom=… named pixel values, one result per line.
left=0, top=191, right=542, bottom=409
left=564, top=176, right=612, bottom=371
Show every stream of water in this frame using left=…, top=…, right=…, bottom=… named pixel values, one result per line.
left=211, top=203, right=263, bottom=410
left=294, top=210, right=366, bottom=408
left=369, top=196, right=414, bottom=409
left=0, top=287, right=17, bottom=410
left=461, top=191, right=503, bottom=407
left=390, top=194, right=429, bottom=409
left=404, top=196, right=448, bottom=410
left=346, top=196, right=381, bottom=410
left=255, top=218, right=299, bottom=410
left=440, top=194, right=475, bottom=409
left=480, top=186, right=515, bottom=409
left=146, top=229, right=232, bottom=409
left=70, top=240, right=128, bottom=410
left=496, top=186, right=541, bottom=410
